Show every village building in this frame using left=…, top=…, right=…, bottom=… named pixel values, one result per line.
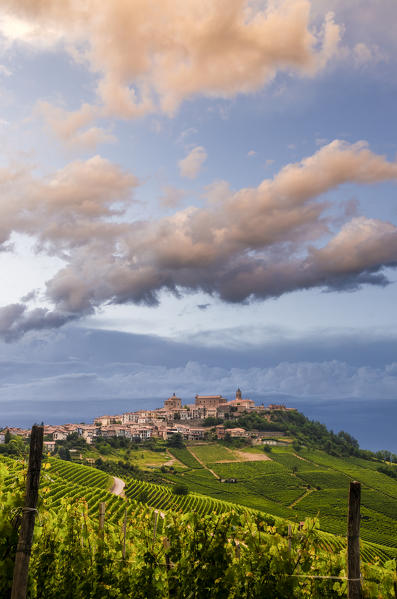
left=128, top=426, right=153, bottom=440
left=225, top=427, right=250, bottom=438
left=3, top=388, right=296, bottom=445
left=268, top=404, right=296, bottom=411
left=194, top=394, right=227, bottom=409
left=43, top=440, right=56, bottom=452
left=94, top=415, right=123, bottom=426
left=52, top=429, right=68, bottom=441
left=81, top=427, right=100, bottom=443
left=164, top=393, right=182, bottom=410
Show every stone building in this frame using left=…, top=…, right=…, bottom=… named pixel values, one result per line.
left=164, top=393, right=182, bottom=410
left=194, top=394, right=226, bottom=409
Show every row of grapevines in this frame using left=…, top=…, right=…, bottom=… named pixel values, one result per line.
left=2, top=491, right=397, bottom=599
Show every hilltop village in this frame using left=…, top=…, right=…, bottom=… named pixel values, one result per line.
left=0, top=389, right=296, bottom=452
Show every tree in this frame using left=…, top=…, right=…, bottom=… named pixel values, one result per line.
left=167, top=433, right=185, bottom=448
left=203, top=417, right=222, bottom=427
left=173, top=484, right=189, bottom=496
left=292, top=440, right=302, bottom=452
left=59, top=447, right=71, bottom=461
left=7, top=436, right=26, bottom=456
left=4, top=429, right=11, bottom=444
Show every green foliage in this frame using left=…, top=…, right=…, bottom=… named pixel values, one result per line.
left=4, top=432, right=397, bottom=598
left=222, top=408, right=373, bottom=460
left=376, top=450, right=397, bottom=463
left=58, top=447, right=71, bottom=461
left=0, top=434, right=27, bottom=457
left=2, top=492, right=397, bottom=598
left=172, top=484, right=189, bottom=496
left=220, top=437, right=251, bottom=449
left=2, top=451, right=397, bottom=597
left=167, top=447, right=201, bottom=469
left=55, top=432, right=87, bottom=453
left=377, top=465, right=397, bottom=480
left=192, top=444, right=235, bottom=463
left=224, top=412, right=285, bottom=432
left=166, top=433, right=185, bottom=449
left=0, top=459, right=25, bottom=598
left=272, top=412, right=370, bottom=459
left=202, top=417, right=223, bottom=427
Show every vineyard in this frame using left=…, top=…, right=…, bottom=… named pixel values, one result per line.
left=1, top=451, right=397, bottom=598
left=164, top=443, right=397, bottom=554
left=2, top=438, right=397, bottom=597
left=2, top=449, right=397, bottom=565
left=3, top=440, right=397, bottom=559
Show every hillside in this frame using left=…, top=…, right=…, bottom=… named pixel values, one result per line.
left=162, top=443, right=397, bottom=554
left=1, top=453, right=397, bottom=598
left=52, top=407, right=397, bottom=554
left=2, top=408, right=397, bottom=598
left=3, top=407, right=397, bottom=554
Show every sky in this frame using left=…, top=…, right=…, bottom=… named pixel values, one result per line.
left=0, top=1, right=397, bottom=428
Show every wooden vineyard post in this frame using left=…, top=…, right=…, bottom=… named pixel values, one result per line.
left=122, top=508, right=127, bottom=560
left=99, top=502, right=106, bottom=540
left=347, top=481, right=361, bottom=599
left=11, top=424, right=44, bottom=599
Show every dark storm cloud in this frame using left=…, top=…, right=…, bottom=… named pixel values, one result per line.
left=0, top=304, right=78, bottom=342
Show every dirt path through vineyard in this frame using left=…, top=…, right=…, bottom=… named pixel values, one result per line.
left=110, top=476, right=126, bottom=497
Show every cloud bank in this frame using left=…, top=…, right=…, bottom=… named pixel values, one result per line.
left=1, top=140, right=397, bottom=338
left=1, top=356, right=397, bottom=402
left=1, top=326, right=397, bottom=407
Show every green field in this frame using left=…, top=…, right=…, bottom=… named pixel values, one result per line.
left=191, top=443, right=237, bottom=462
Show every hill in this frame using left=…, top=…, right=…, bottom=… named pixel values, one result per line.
left=1, top=453, right=397, bottom=598
left=2, top=407, right=397, bottom=597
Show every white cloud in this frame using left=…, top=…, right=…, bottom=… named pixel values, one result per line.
left=178, top=146, right=207, bottom=179
left=353, top=42, right=386, bottom=67
left=159, top=185, right=185, bottom=208
left=0, top=0, right=341, bottom=121
left=1, top=140, right=397, bottom=338
left=36, top=102, right=115, bottom=149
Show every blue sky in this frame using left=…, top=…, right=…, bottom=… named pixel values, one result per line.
left=0, top=1, right=397, bottom=411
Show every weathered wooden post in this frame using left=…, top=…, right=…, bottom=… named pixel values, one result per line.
left=122, top=508, right=127, bottom=559
left=99, top=502, right=106, bottom=539
left=347, top=481, right=361, bottom=599
left=11, top=424, right=44, bottom=599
